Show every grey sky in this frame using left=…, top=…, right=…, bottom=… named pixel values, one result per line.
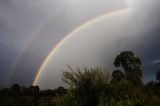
left=0, top=0, right=160, bottom=88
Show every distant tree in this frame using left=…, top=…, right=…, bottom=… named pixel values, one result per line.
left=114, top=51, right=143, bottom=85
left=44, top=89, right=55, bottom=97
left=11, top=84, right=20, bottom=92
left=153, top=70, right=160, bottom=96
left=62, top=67, right=109, bottom=106
left=54, top=86, right=66, bottom=96
left=21, top=86, right=27, bottom=96
left=145, top=81, right=157, bottom=94
left=156, top=70, right=160, bottom=82
left=0, top=88, right=9, bottom=104
left=28, top=85, right=34, bottom=96
left=11, top=84, right=20, bottom=98
left=34, top=86, right=40, bottom=106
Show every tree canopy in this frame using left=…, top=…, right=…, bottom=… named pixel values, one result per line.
left=1, top=51, right=160, bottom=106
left=114, top=51, right=143, bottom=85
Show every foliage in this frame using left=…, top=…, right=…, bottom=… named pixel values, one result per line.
left=34, top=86, right=40, bottom=106
left=111, top=70, right=124, bottom=83
left=1, top=51, right=160, bottom=106
left=53, top=90, right=77, bottom=106
left=114, top=51, right=143, bottom=86
left=62, top=67, right=110, bottom=106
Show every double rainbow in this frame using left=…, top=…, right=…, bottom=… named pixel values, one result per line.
left=32, top=7, right=134, bottom=85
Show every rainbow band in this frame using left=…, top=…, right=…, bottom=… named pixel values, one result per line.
left=6, top=10, right=62, bottom=85
left=32, top=7, right=134, bottom=86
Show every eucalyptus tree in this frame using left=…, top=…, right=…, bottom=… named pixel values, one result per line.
left=114, top=51, right=143, bottom=86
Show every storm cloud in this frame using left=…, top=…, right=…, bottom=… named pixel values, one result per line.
left=0, top=0, right=160, bottom=88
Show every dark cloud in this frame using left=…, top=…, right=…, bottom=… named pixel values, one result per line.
left=1, top=0, right=160, bottom=88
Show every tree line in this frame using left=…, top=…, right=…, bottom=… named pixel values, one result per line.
left=0, top=51, right=160, bottom=106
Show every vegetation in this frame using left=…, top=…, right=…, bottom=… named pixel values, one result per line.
left=0, top=51, right=160, bottom=106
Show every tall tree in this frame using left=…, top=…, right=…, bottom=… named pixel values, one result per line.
left=114, top=51, right=142, bottom=85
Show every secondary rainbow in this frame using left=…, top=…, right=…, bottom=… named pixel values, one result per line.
left=6, top=10, right=61, bottom=85
left=32, top=7, right=134, bottom=85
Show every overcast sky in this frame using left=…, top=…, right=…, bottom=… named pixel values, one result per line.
left=0, top=0, right=160, bottom=88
